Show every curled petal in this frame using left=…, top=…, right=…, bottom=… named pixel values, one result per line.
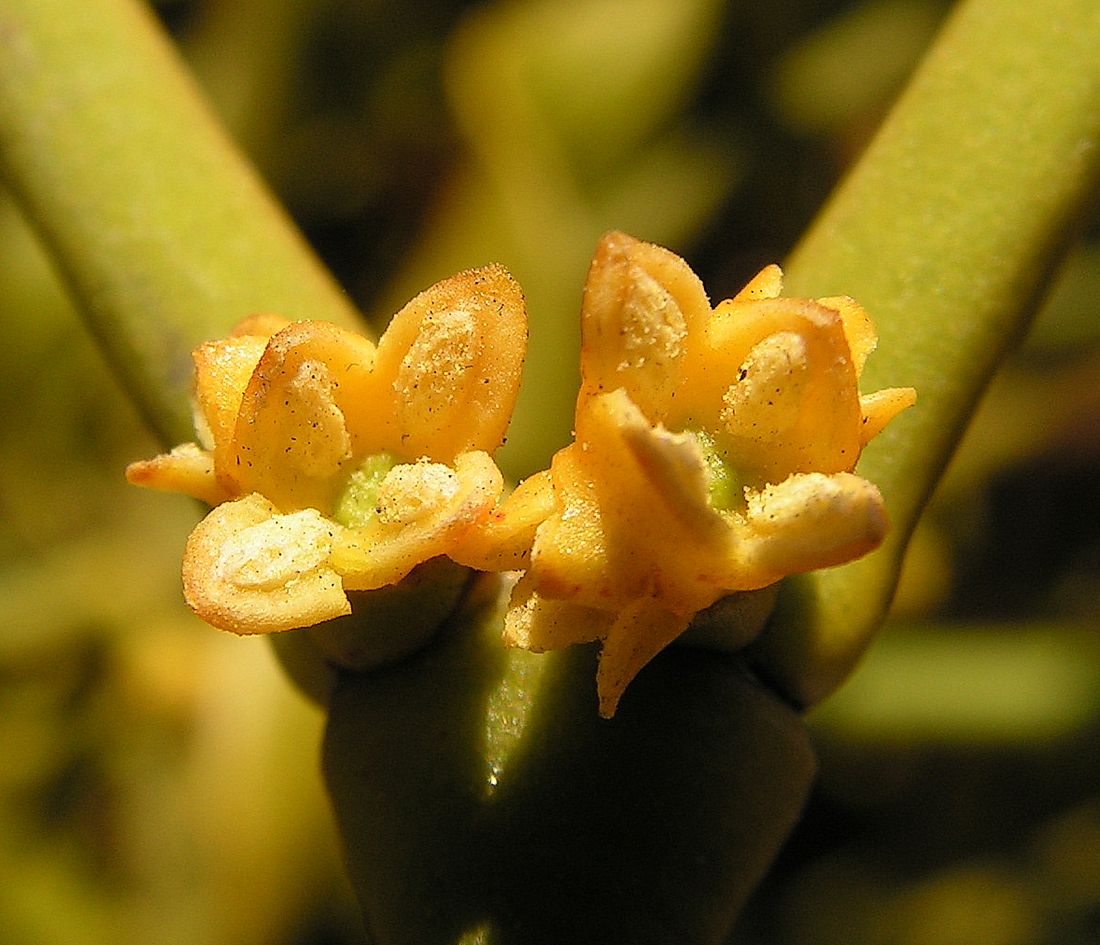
left=454, top=469, right=555, bottom=572
left=506, top=576, right=698, bottom=719
left=579, top=231, right=710, bottom=421
left=331, top=451, right=504, bottom=590
left=724, top=472, right=889, bottom=590
left=616, top=401, right=722, bottom=538
left=721, top=331, right=810, bottom=440
left=364, top=265, right=527, bottom=461
left=234, top=356, right=353, bottom=512
left=502, top=574, right=610, bottom=652
left=596, top=602, right=694, bottom=718
left=183, top=493, right=351, bottom=635
left=693, top=298, right=862, bottom=480
left=531, top=389, right=728, bottom=614
left=860, top=387, right=918, bottom=445
left=231, top=321, right=375, bottom=511
left=522, top=440, right=608, bottom=603
left=192, top=333, right=269, bottom=482
left=125, top=442, right=228, bottom=506
left=817, top=295, right=876, bottom=375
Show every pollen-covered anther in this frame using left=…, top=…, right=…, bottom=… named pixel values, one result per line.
left=721, top=332, right=808, bottom=438
left=375, top=461, right=461, bottom=525
left=283, top=359, right=353, bottom=476
left=216, top=509, right=335, bottom=589
left=617, top=268, right=687, bottom=373
left=395, top=309, right=477, bottom=407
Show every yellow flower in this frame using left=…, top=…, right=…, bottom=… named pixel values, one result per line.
left=505, top=232, right=916, bottom=716
left=127, top=267, right=528, bottom=635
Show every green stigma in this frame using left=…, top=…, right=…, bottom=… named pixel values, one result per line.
left=692, top=430, right=743, bottom=512
left=333, top=452, right=402, bottom=527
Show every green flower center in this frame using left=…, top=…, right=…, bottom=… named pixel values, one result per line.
left=332, top=452, right=402, bottom=527
left=692, top=429, right=743, bottom=512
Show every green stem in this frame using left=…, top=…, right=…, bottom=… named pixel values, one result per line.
left=750, top=0, right=1100, bottom=706
left=0, top=0, right=362, bottom=446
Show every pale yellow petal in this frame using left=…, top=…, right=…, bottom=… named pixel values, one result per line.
left=860, top=386, right=918, bottom=445
left=233, top=355, right=353, bottom=511
left=502, top=574, right=611, bottom=652
left=595, top=601, right=693, bottom=718
left=231, top=321, right=375, bottom=511
left=731, top=263, right=783, bottom=301
left=723, top=472, right=888, bottom=589
left=818, top=295, right=876, bottom=376
left=686, top=298, right=862, bottom=480
left=530, top=390, right=728, bottom=615
left=521, top=442, right=610, bottom=603
left=721, top=331, right=809, bottom=439
left=454, top=469, right=555, bottom=572
left=332, top=451, right=504, bottom=590
left=192, top=333, right=268, bottom=487
left=615, top=398, right=721, bottom=538
left=578, top=231, right=710, bottom=421
left=125, top=443, right=228, bottom=506
left=367, top=265, right=527, bottom=461
left=183, top=493, right=350, bottom=635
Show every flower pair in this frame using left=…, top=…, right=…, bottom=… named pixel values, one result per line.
left=128, top=233, right=914, bottom=715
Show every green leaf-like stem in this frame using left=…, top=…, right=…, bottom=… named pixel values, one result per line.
left=0, top=0, right=363, bottom=447
left=749, top=0, right=1100, bottom=706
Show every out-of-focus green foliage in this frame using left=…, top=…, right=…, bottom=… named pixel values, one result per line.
left=3, top=0, right=1100, bottom=943
left=0, top=194, right=360, bottom=945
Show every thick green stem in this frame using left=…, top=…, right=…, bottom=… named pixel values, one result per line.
left=324, top=575, right=815, bottom=945
left=0, top=0, right=362, bottom=446
left=750, top=0, right=1100, bottom=706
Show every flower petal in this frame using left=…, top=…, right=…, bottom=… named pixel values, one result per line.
left=230, top=321, right=375, bottom=511
left=125, top=442, right=227, bottom=506
left=331, top=451, right=504, bottom=590
left=692, top=297, right=863, bottom=480
left=192, top=333, right=269, bottom=484
left=453, top=469, right=555, bottom=572
left=595, top=601, right=693, bottom=718
left=530, top=389, right=729, bottom=614
left=723, top=472, right=889, bottom=589
left=502, top=574, right=611, bottom=652
left=818, top=295, right=876, bottom=376
left=731, top=264, right=783, bottom=301
left=578, top=231, right=710, bottom=422
left=363, top=265, right=527, bottom=461
left=860, top=386, right=918, bottom=445
left=182, top=493, right=351, bottom=634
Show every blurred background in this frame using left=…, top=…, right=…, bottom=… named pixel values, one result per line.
left=2, top=0, right=1099, bottom=942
